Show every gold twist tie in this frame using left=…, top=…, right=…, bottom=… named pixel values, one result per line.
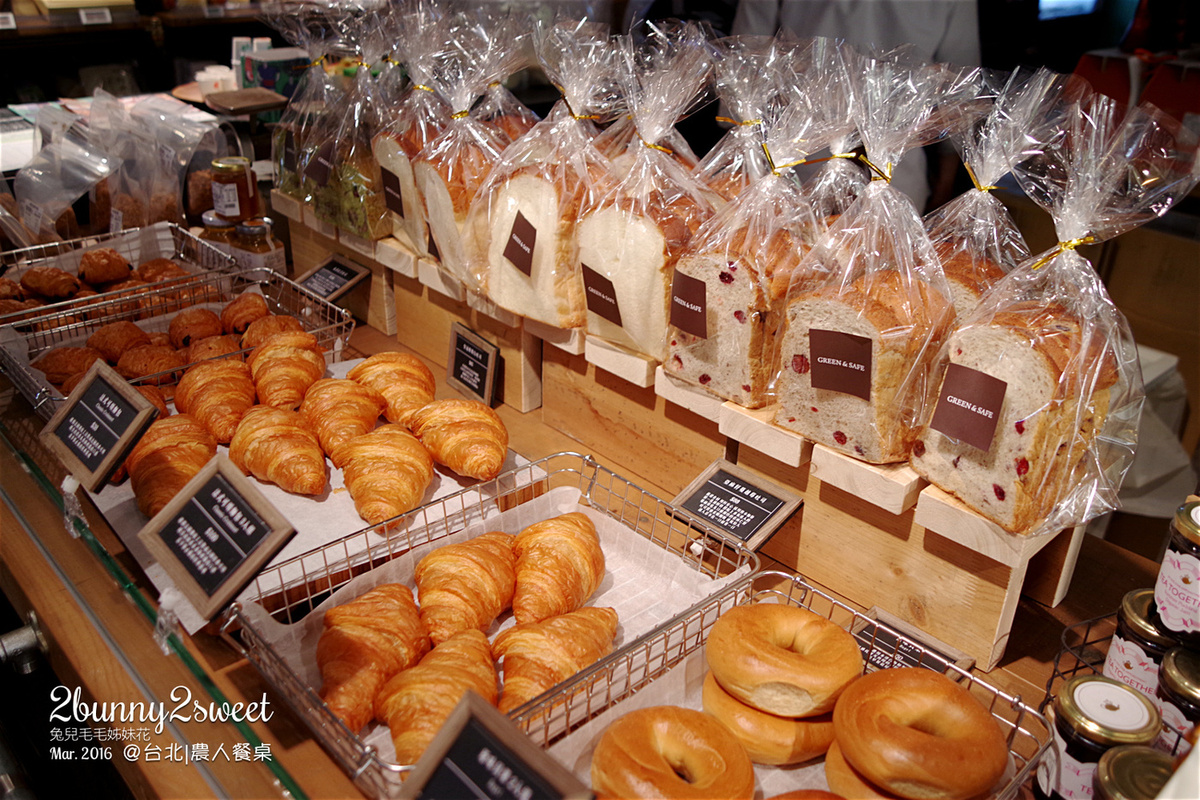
left=412, top=84, right=436, bottom=93
left=716, top=116, right=762, bottom=126
left=451, top=110, right=470, bottom=119
left=965, top=163, right=998, bottom=193
left=761, top=143, right=808, bottom=174
left=488, top=81, right=502, bottom=88
left=295, top=55, right=326, bottom=71
left=640, top=135, right=673, bottom=154
left=858, top=155, right=893, bottom=182
left=1029, top=236, right=1097, bottom=270
left=562, top=97, right=599, bottom=121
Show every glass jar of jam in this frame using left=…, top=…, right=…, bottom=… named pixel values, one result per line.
left=210, top=156, right=259, bottom=223
left=1150, top=501, right=1200, bottom=649
left=1103, top=589, right=1177, bottom=701
left=1155, top=646, right=1200, bottom=757
left=1093, top=745, right=1173, bottom=800
left=198, top=209, right=235, bottom=255
left=230, top=217, right=286, bottom=274
left=1035, top=675, right=1161, bottom=800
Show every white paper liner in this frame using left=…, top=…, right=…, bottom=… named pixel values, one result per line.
left=237, top=484, right=752, bottom=765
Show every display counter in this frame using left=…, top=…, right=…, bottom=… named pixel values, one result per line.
left=0, top=322, right=1170, bottom=799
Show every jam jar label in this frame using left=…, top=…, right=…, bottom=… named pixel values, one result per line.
left=1154, top=546, right=1200, bottom=635
left=1102, top=634, right=1162, bottom=701
left=1036, top=723, right=1096, bottom=799
left=212, top=181, right=241, bottom=218
left=1155, top=699, right=1194, bottom=756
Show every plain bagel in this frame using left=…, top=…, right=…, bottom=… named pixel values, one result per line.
left=701, top=671, right=835, bottom=765
left=589, top=705, right=756, bottom=799
left=832, top=668, right=1009, bottom=800
left=706, top=603, right=864, bottom=717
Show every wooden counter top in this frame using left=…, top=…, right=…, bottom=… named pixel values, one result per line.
left=0, top=323, right=1163, bottom=799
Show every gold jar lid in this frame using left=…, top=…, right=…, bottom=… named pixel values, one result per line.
left=1172, top=501, right=1200, bottom=547
left=1055, top=675, right=1161, bottom=747
left=1160, top=647, right=1200, bottom=703
left=212, top=156, right=251, bottom=174
left=1094, top=745, right=1173, bottom=800
left=1119, top=589, right=1177, bottom=648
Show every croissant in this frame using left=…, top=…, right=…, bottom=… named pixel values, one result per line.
left=169, top=308, right=223, bottom=350
left=78, top=248, right=132, bottom=284
left=299, top=378, right=386, bottom=467
left=116, top=345, right=186, bottom=386
left=125, top=414, right=216, bottom=518
left=512, top=512, right=606, bottom=624
left=229, top=405, right=326, bottom=495
left=184, top=334, right=243, bottom=364
left=346, top=352, right=436, bottom=427
left=0, top=277, right=23, bottom=301
left=32, top=346, right=104, bottom=385
left=316, top=584, right=430, bottom=734
left=338, top=424, right=434, bottom=525
left=107, top=386, right=170, bottom=485
left=175, top=360, right=257, bottom=443
left=414, top=532, right=516, bottom=645
left=409, top=399, right=508, bottom=481
left=221, top=292, right=271, bottom=335
left=87, top=321, right=151, bottom=364
left=374, top=630, right=498, bottom=765
left=20, top=265, right=80, bottom=299
left=136, top=257, right=190, bottom=283
left=492, top=607, right=619, bottom=713
left=246, top=331, right=326, bottom=410
left=240, top=314, right=304, bottom=349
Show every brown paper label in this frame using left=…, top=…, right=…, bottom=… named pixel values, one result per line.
left=427, top=229, right=440, bottom=261
left=380, top=168, right=404, bottom=217
left=930, top=363, right=1007, bottom=451
left=809, top=329, right=871, bottom=400
left=502, top=211, right=536, bottom=276
left=282, top=130, right=298, bottom=172
left=581, top=263, right=622, bottom=327
left=304, top=141, right=335, bottom=187
left=669, top=269, right=707, bottom=339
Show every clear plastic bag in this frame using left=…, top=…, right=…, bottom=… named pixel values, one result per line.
left=911, top=92, right=1199, bottom=536
left=466, top=17, right=621, bottom=328
left=772, top=50, right=966, bottom=464
left=576, top=20, right=716, bottom=360
left=131, top=95, right=227, bottom=224
left=801, top=38, right=868, bottom=224
left=13, top=131, right=119, bottom=243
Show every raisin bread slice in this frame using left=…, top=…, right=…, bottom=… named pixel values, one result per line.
left=774, top=271, right=953, bottom=463
left=910, top=304, right=1115, bottom=533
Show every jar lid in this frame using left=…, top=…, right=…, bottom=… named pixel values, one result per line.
left=1172, top=501, right=1200, bottom=547
left=212, top=156, right=251, bottom=174
left=201, top=210, right=235, bottom=229
left=236, top=217, right=273, bottom=236
left=1119, top=589, right=1178, bottom=648
left=1094, top=745, right=1173, bottom=800
left=1159, top=647, right=1200, bottom=703
left=1055, top=675, right=1161, bottom=746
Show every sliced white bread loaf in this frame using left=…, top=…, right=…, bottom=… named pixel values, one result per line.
left=774, top=271, right=953, bottom=463
left=910, top=304, right=1115, bottom=533
left=372, top=134, right=431, bottom=255
left=939, top=248, right=1008, bottom=320
left=665, top=227, right=806, bottom=407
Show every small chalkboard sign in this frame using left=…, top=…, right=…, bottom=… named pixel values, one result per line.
left=298, top=258, right=369, bottom=302
left=39, top=362, right=157, bottom=492
left=447, top=322, right=500, bottom=405
left=400, top=692, right=590, bottom=800
left=672, top=459, right=801, bottom=552
left=138, top=454, right=293, bottom=621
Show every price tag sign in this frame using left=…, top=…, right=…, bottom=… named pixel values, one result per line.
left=672, top=459, right=801, bottom=551
left=0, top=13, right=17, bottom=30
left=139, top=455, right=293, bottom=621
left=298, top=257, right=368, bottom=302
left=203, top=3, right=226, bottom=17
left=851, top=608, right=974, bottom=673
left=39, top=362, right=158, bottom=492
left=78, top=7, right=112, bottom=25
left=400, top=692, right=591, bottom=800
left=446, top=322, right=500, bottom=405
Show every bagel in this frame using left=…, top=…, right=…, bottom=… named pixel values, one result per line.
left=832, top=668, right=1009, bottom=800
left=702, top=671, right=835, bottom=765
left=589, top=705, right=756, bottom=799
left=824, top=739, right=905, bottom=800
left=706, top=603, right=863, bottom=717
left=767, top=790, right=847, bottom=800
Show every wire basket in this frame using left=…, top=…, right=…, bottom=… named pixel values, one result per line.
left=221, top=452, right=760, bottom=800
left=0, top=266, right=354, bottom=420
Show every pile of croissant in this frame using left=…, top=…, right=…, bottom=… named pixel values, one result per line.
left=315, top=511, right=617, bottom=767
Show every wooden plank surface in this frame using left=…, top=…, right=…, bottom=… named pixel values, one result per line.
left=719, top=402, right=813, bottom=468
left=584, top=337, right=657, bottom=388
left=808, top=444, right=927, bottom=515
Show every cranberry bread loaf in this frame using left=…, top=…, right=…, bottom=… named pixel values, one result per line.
left=774, top=271, right=954, bottom=463
left=939, top=248, right=1008, bottom=320
left=665, top=226, right=806, bottom=407
left=910, top=302, right=1117, bottom=533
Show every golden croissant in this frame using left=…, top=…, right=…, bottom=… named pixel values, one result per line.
left=125, top=414, right=217, bottom=518
left=408, top=399, right=508, bottom=481
left=221, top=292, right=271, bottom=335
left=374, top=630, right=498, bottom=765
left=316, top=584, right=430, bottom=734
left=338, top=424, right=434, bottom=525
left=247, top=331, right=326, bottom=410
left=414, top=532, right=516, bottom=645
left=240, top=314, right=304, bottom=349
left=346, top=352, right=436, bottom=427
left=492, top=607, right=619, bottom=713
left=229, top=405, right=327, bottom=495
left=512, top=512, right=606, bottom=624
left=299, top=378, right=386, bottom=467
left=174, top=360, right=257, bottom=444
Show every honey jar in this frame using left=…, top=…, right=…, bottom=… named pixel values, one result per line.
left=210, top=156, right=259, bottom=223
